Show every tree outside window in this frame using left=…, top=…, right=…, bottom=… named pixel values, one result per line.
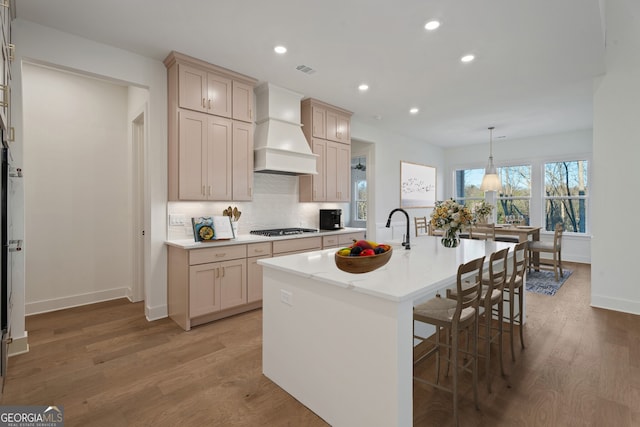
left=497, top=165, right=531, bottom=224
left=544, top=160, right=588, bottom=233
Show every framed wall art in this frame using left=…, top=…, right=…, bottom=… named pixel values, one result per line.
left=400, top=161, right=436, bottom=208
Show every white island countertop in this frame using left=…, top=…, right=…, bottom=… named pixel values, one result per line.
left=166, top=227, right=366, bottom=250
left=259, top=236, right=515, bottom=303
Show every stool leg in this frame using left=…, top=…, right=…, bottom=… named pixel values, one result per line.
left=452, top=324, right=459, bottom=427
left=485, top=309, right=492, bottom=393
left=435, top=325, right=441, bottom=384
left=498, top=301, right=505, bottom=377
left=518, top=288, right=525, bottom=350
left=510, top=290, right=516, bottom=362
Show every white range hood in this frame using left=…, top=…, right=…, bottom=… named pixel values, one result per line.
left=254, top=83, right=318, bottom=175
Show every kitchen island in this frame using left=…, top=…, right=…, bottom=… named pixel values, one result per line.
left=259, top=236, right=515, bottom=427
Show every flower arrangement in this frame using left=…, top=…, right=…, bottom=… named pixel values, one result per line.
left=472, top=201, right=494, bottom=222
left=430, top=199, right=473, bottom=237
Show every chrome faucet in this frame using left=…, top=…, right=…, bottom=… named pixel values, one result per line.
left=385, top=208, right=411, bottom=250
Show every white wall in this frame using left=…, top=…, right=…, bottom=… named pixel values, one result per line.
left=22, top=64, right=133, bottom=314
left=351, top=118, right=446, bottom=243
left=592, top=0, right=640, bottom=314
left=11, top=19, right=168, bottom=349
left=445, top=129, right=593, bottom=263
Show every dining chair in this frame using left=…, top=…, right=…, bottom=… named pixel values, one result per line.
left=415, top=216, right=428, bottom=237
left=446, top=248, right=509, bottom=393
left=470, top=223, right=496, bottom=241
left=413, top=256, right=484, bottom=427
left=528, top=223, right=563, bottom=281
left=501, top=241, right=528, bottom=361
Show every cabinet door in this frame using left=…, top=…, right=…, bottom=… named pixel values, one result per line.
left=207, top=116, right=233, bottom=200
left=325, top=142, right=339, bottom=201
left=178, top=64, right=207, bottom=113
left=311, top=105, right=326, bottom=139
left=207, top=73, right=232, bottom=118
left=219, top=259, right=247, bottom=310
left=248, top=255, right=270, bottom=303
left=178, top=110, right=207, bottom=200
left=335, top=114, right=350, bottom=144
left=232, top=121, right=254, bottom=200
left=326, top=110, right=350, bottom=144
left=189, top=263, right=221, bottom=317
left=312, top=139, right=327, bottom=201
left=336, top=142, right=351, bottom=201
left=232, top=81, right=254, bottom=123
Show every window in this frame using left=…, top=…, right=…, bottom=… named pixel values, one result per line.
left=354, top=179, right=367, bottom=221
left=544, top=160, right=588, bottom=233
left=497, top=165, right=531, bottom=225
left=454, top=168, right=484, bottom=209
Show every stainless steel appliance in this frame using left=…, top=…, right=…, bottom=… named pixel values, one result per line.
left=250, top=228, right=318, bottom=237
left=319, top=209, right=342, bottom=230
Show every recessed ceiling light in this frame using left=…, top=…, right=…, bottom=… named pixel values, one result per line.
left=274, top=46, right=287, bottom=54
left=409, top=107, right=419, bottom=115
left=461, top=54, right=475, bottom=63
left=358, top=84, right=369, bottom=91
left=424, top=20, right=440, bottom=31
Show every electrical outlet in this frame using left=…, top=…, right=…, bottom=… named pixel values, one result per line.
left=169, top=214, right=186, bottom=226
left=280, top=289, right=293, bottom=306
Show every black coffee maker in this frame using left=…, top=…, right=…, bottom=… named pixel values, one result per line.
left=319, top=209, right=342, bottom=230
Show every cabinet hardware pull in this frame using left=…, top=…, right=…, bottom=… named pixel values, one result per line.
left=255, top=249, right=263, bottom=253
left=215, top=253, right=225, bottom=257
left=216, top=268, right=220, bottom=278
left=208, top=99, right=212, bottom=109
left=0, top=85, right=7, bottom=108
left=249, top=108, right=252, bottom=119
left=202, top=98, right=206, bottom=108
left=8, top=127, right=14, bottom=142
left=207, top=185, right=211, bottom=196
left=8, top=44, right=15, bottom=61
left=0, top=0, right=8, bottom=8
left=221, top=267, right=225, bottom=277
left=202, top=185, right=205, bottom=195
left=249, top=187, right=252, bottom=197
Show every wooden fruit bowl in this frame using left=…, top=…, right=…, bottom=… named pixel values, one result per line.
left=334, top=247, right=393, bottom=274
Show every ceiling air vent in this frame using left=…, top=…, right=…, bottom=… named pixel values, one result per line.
left=296, top=64, right=316, bottom=75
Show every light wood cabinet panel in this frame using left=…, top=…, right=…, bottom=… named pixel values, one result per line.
left=189, top=263, right=221, bottom=317
left=232, top=81, right=254, bottom=122
left=176, top=110, right=232, bottom=200
left=219, top=259, right=247, bottom=310
left=207, top=73, right=232, bottom=118
left=232, top=121, right=254, bottom=200
left=311, top=105, right=326, bottom=138
left=178, top=110, right=207, bottom=200
left=248, top=255, right=269, bottom=303
left=208, top=116, right=233, bottom=200
left=272, top=237, right=322, bottom=256
left=326, top=141, right=351, bottom=202
left=326, top=110, right=350, bottom=144
left=322, top=235, right=339, bottom=249
left=178, top=64, right=207, bottom=113
left=338, top=232, right=365, bottom=246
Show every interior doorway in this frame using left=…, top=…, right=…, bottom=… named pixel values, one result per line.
left=350, top=139, right=374, bottom=237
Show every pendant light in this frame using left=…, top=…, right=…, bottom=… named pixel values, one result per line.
left=480, top=126, right=502, bottom=192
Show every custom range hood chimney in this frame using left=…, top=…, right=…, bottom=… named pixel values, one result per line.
left=253, top=83, right=318, bottom=175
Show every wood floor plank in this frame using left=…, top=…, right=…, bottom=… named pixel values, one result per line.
left=2, top=262, right=640, bottom=426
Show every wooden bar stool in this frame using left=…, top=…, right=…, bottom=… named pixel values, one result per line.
left=413, top=256, right=485, bottom=427
left=503, top=241, right=528, bottom=361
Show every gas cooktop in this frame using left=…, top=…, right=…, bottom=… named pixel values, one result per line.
left=250, top=228, right=318, bottom=237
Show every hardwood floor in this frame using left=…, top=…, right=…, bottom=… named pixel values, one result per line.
left=2, top=262, right=639, bottom=426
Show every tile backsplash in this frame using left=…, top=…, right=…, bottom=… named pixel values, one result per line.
left=168, top=173, right=348, bottom=240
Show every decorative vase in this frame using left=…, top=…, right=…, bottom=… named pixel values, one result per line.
left=441, top=228, right=460, bottom=248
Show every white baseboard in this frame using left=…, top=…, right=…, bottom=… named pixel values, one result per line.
left=8, top=332, right=29, bottom=356
left=25, top=287, right=129, bottom=316
left=591, top=295, right=640, bottom=316
left=145, top=304, right=167, bottom=322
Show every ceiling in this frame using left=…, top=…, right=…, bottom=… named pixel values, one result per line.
left=14, top=0, right=606, bottom=147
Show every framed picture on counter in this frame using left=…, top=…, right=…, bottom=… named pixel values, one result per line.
left=400, top=161, right=436, bottom=208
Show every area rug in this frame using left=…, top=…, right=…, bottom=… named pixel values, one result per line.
left=525, top=269, right=573, bottom=296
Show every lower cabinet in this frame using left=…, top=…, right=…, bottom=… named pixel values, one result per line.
left=189, top=259, right=247, bottom=317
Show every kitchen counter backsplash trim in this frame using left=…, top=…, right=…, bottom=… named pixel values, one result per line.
left=166, top=227, right=366, bottom=250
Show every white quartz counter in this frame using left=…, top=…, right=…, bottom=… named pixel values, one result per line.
left=165, top=227, right=366, bottom=250
left=259, top=236, right=515, bottom=303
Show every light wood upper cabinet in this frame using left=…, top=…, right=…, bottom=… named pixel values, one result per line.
left=177, top=110, right=232, bottom=201
left=311, top=105, right=326, bottom=138
left=232, top=121, right=254, bottom=200
left=326, top=109, right=350, bottom=144
left=166, top=51, right=257, bottom=201
left=300, top=98, right=352, bottom=202
left=232, top=81, right=254, bottom=122
left=207, top=73, right=232, bottom=118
